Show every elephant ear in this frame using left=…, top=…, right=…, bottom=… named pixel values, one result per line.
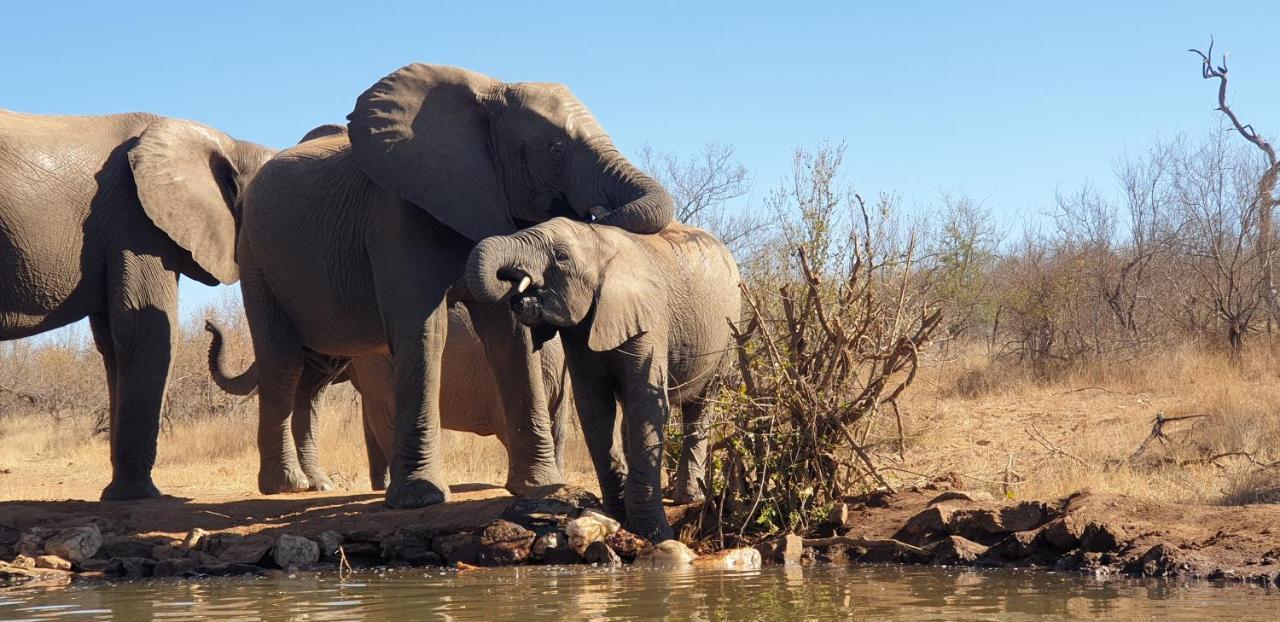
left=347, top=63, right=514, bottom=242
left=128, top=118, right=242, bottom=285
left=587, top=244, right=666, bottom=352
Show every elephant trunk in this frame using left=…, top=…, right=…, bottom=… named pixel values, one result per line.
left=466, top=236, right=538, bottom=303
left=205, top=320, right=260, bottom=396
left=580, top=139, right=674, bottom=234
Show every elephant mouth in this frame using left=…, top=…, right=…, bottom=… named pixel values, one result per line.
left=512, top=293, right=544, bottom=326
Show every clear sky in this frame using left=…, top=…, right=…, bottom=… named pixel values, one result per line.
left=4, top=1, right=1278, bottom=321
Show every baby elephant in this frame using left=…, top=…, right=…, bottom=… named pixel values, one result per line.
left=467, top=217, right=741, bottom=542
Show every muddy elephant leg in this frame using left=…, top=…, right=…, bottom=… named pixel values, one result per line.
left=291, top=357, right=346, bottom=492
left=98, top=255, right=179, bottom=501
left=468, top=302, right=564, bottom=494
left=672, top=399, right=710, bottom=505
left=566, top=349, right=627, bottom=521
left=619, top=342, right=674, bottom=542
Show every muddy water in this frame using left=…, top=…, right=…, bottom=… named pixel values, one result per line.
left=3, top=565, right=1279, bottom=621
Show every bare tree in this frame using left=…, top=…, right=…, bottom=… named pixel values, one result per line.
left=1191, top=39, right=1280, bottom=325
left=638, top=141, right=759, bottom=253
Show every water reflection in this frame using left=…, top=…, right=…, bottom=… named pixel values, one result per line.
left=2, top=565, right=1279, bottom=621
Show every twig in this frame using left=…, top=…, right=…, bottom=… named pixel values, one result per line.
left=337, top=545, right=353, bottom=581
left=1026, top=423, right=1092, bottom=468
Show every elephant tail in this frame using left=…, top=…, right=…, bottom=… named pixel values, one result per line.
left=204, top=319, right=260, bottom=396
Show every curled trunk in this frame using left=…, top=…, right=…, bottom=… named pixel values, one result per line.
left=466, top=237, right=534, bottom=303
left=205, top=320, right=260, bottom=396
left=581, top=140, right=674, bottom=234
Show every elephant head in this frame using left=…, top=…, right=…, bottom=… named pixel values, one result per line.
left=466, top=217, right=664, bottom=352
left=128, top=119, right=275, bottom=284
left=346, top=64, right=673, bottom=242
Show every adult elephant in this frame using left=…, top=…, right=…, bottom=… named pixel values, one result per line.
left=0, top=110, right=274, bottom=500
left=204, top=303, right=574, bottom=491
left=236, top=64, right=673, bottom=508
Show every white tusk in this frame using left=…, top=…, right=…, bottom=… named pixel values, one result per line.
left=516, top=275, right=531, bottom=293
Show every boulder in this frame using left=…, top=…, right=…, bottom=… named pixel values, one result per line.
left=582, top=541, right=622, bottom=566
left=217, top=537, right=273, bottom=565
left=103, top=537, right=155, bottom=559
left=76, top=559, right=118, bottom=574
left=692, top=548, right=762, bottom=570
left=928, top=490, right=995, bottom=505
left=985, top=529, right=1041, bottom=562
left=273, top=535, right=320, bottom=569
left=44, top=524, right=102, bottom=563
left=1138, top=543, right=1191, bottom=577
left=337, top=542, right=382, bottom=566
left=34, top=555, right=72, bottom=571
left=565, top=510, right=619, bottom=556
left=1038, top=516, right=1085, bottom=551
left=635, top=540, right=697, bottom=567
left=315, top=531, right=344, bottom=560
left=605, top=529, right=650, bottom=562
left=380, top=527, right=439, bottom=565
left=931, top=535, right=989, bottom=566
left=117, top=557, right=156, bottom=578
left=477, top=520, right=536, bottom=566
left=151, top=544, right=184, bottom=560
left=1081, top=522, right=1127, bottom=553
left=949, top=502, right=1049, bottom=538
left=756, top=534, right=804, bottom=565
left=152, top=557, right=200, bottom=578
left=432, top=532, right=480, bottom=565
left=15, top=532, right=43, bottom=557
left=531, top=532, right=581, bottom=565
left=183, top=528, right=207, bottom=551
left=0, top=561, right=70, bottom=588
left=10, top=554, right=35, bottom=569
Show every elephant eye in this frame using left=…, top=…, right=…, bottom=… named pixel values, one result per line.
left=553, top=245, right=571, bottom=262
left=549, top=141, right=566, bottom=161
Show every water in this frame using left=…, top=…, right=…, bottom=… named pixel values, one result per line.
left=2, top=565, right=1278, bottom=621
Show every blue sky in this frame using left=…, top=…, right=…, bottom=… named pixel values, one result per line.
left=4, top=1, right=1278, bottom=322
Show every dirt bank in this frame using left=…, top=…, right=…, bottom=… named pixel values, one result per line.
left=4, top=477, right=1280, bottom=589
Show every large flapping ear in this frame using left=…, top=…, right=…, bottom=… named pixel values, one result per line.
left=587, top=236, right=666, bottom=352
left=347, top=63, right=514, bottom=242
left=128, top=118, right=243, bottom=284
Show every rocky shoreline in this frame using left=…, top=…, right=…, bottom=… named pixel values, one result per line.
left=4, top=481, right=1280, bottom=589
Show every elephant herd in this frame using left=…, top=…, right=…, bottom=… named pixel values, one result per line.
left=0, top=63, right=741, bottom=542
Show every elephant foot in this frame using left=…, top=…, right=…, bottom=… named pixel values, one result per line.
left=100, top=477, right=163, bottom=501
left=258, top=466, right=310, bottom=495
left=304, top=470, right=336, bottom=492
left=504, top=470, right=565, bottom=497
left=385, top=476, right=449, bottom=509
left=627, top=517, right=675, bottom=544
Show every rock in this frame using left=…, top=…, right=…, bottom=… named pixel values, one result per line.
left=949, top=502, right=1048, bottom=538
left=118, top=557, right=155, bottom=578
left=756, top=534, right=804, bottom=565
left=103, top=537, right=155, bottom=559
left=273, top=534, right=320, bottom=569
left=11, top=554, right=35, bottom=569
left=0, top=525, right=19, bottom=546
left=1039, top=516, right=1085, bottom=551
left=217, top=537, right=273, bottom=565
left=605, top=529, right=650, bottom=562
left=635, top=540, right=697, bottom=567
left=0, top=561, right=71, bottom=588
left=582, top=541, right=621, bottom=566
left=183, top=528, right=207, bottom=551
left=928, top=490, right=995, bottom=505
left=315, top=531, right=344, bottom=559
left=932, top=535, right=989, bottom=566
left=1139, top=543, right=1191, bottom=577
left=34, top=555, right=72, bottom=571
left=894, top=505, right=959, bottom=543
left=200, top=533, right=243, bottom=558
left=381, top=528, right=440, bottom=565
left=16, top=532, right=43, bottom=557
left=337, top=542, right=381, bottom=566
left=692, top=548, right=762, bottom=570
left=77, top=559, right=118, bottom=574
left=346, top=528, right=384, bottom=543
left=432, top=532, right=480, bottom=565
left=152, top=557, right=199, bottom=578
left=826, top=503, right=850, bottom=527
left=532, top=532, right=581, bottom=565
left=44, top=524, right=102, bottom=563
left=151, top=544, right=186, bottom=560
left=195, top=562, right=262, bottom=577
left=477, top=520, right=536, bottom=566
left=986, top=530, right=1041, bottom=561
left=565, top=510, right=620, bottom=556
left=1081, top=522, right=1127, bottom=552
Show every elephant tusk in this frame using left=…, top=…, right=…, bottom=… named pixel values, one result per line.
left=516, top=275, right=532, bottom=293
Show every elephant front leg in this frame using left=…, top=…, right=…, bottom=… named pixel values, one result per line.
left=98, top=302, right=176, bottom=501
left=468, top=302, right=564, bottom=494
left=384, top=301, right=451, bottom=509
left=567, top=351, right=628, bottom=521
left=619, top=346, right=675, bottom=543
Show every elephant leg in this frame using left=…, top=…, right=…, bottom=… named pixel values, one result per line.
left=566, top=351, right=627, bottom=521
left=291, top=356, right=345, bottom=492
left=672, top=399, right=710, bottom=504
left=244, top=278, right=310, bottom=494
left=98, top=254, right=180, bottom=501
left=619, top=343, right=675, bottom=542
left=383, top=298, right=451, bottom=509
left=349, top=356, right=394, bottom=491
left=467, top=301, right=564, bottom=494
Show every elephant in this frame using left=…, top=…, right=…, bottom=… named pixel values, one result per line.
left=233, top=63, right=674, bottom=508
left=0, top=110, right=273, bottom=500
left=466, top=217, right=742, bottom=542
left=203, top=302, right=573, bottom=492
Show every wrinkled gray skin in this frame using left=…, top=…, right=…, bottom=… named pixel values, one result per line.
left=204, top=304, right=573, bottom=491
left=0, top=110, right=273, bottom=501
left=467, top=218, right=741, bottom=542
left=236, top=64, right=673, bottom=508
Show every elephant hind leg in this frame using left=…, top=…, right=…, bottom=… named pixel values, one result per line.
left=244, top=280, right=310, bottom=495
left=292, top=354, right=347, bottom=492
left=671, top=399, right=710, bottom=505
